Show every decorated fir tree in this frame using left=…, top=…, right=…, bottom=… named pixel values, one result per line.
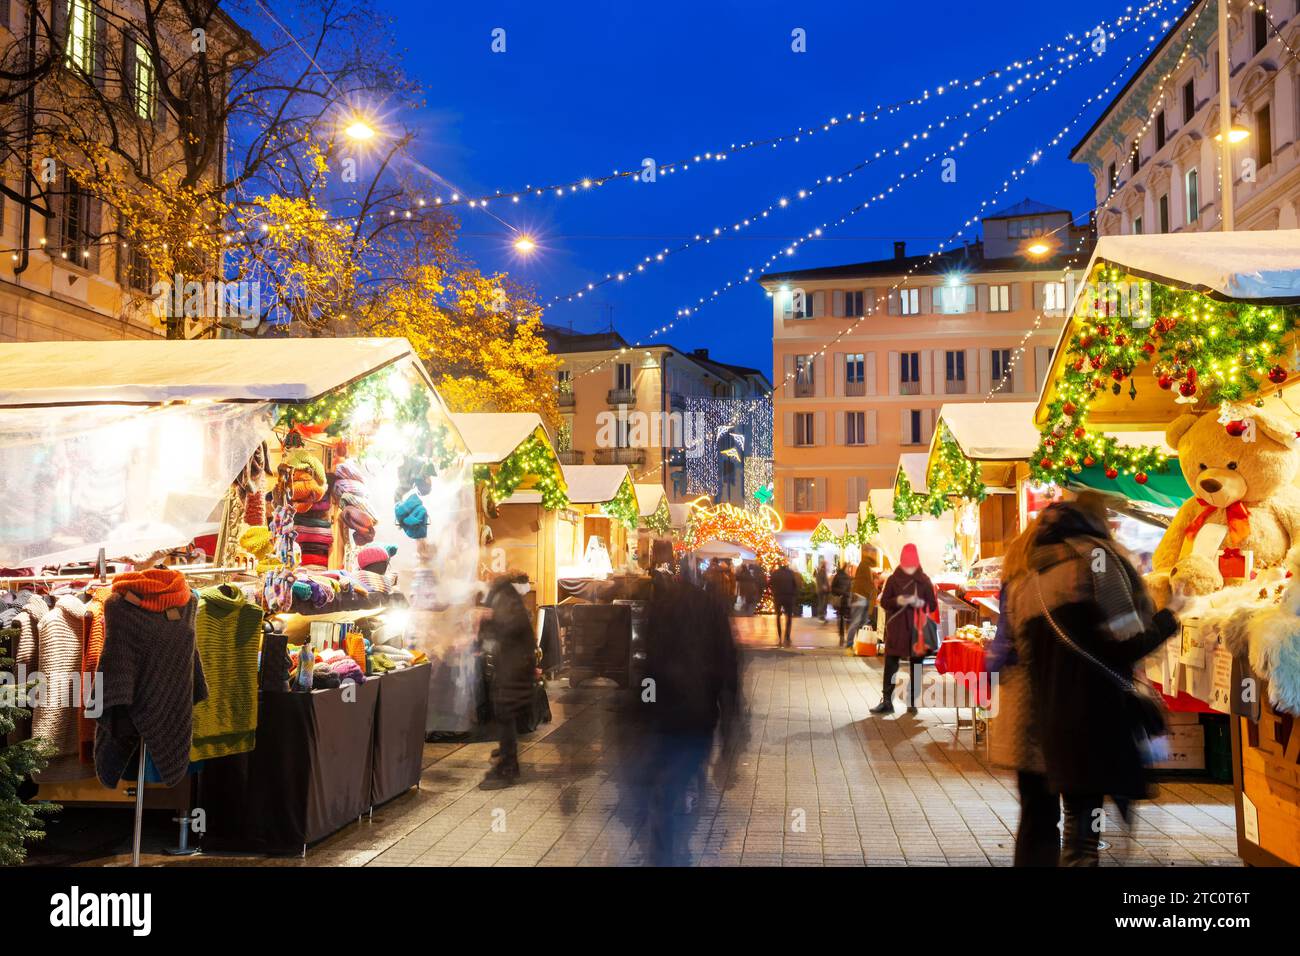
left=0, top=626, right=53, bottom=865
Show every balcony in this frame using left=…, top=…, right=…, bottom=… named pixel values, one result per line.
left=557, top=450, right=585, bottom=465
left=899, top=381, right=920, bottom=396
left=845, top=380, right=866, bottom=397
left=607, top=388, right=636, bottom=406
left=945, top=378, right=967, bottom=394
left=557, top=391, right=575, bottom=408
left=594, top=447, right=646, bottom=466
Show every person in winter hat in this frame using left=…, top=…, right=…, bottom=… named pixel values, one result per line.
left=871, top=543, right=936, bottom=715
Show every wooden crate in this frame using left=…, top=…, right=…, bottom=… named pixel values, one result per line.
left=1234, top=692, right=1300, bottom=867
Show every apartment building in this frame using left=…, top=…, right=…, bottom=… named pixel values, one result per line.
left=542, top=326, right=771, bottom=506
left=0, top=0, right=250, bottom=341
left=1073, top=0, right=1300, bottom=234
left=763, top=200, right=1093, bottom=522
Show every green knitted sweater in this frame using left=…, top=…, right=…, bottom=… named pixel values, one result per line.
left=191, top=584, right=263, bottom=761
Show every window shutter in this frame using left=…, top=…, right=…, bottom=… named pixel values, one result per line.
left=86, top=194, right=101, bottom=273
left=1011, top=351, right=1025, bottom=394
left=865, top=352, right=878, bottom=395
left=121, top=32, right=136, bottom=106
left=1011, top=282, right=1024, bottom=311
left=784, top=479, right=794, bottom=513
left=1034, top=346, right=1052, bottom=394
left=977, top=285, right=989, bottom=313
left=783, top=412, right=794, bottom=447
left=920, top=350, right=933, bottom=394
left=865, top=288, right=879, bottom=315
left=866, top=410, right=878, bottom=446
left=834, top=411, right=845, bottom=445
left=94, top=7, right=109, bottom=90
left=887, top=351, right=900, bottom=394
left=832, top=290, right=845, bottom=317
left=813, top=411, right=826, bottom=446
left=966, top=347, right=979, bottom=394
left=965, top=285, right=976, bottom=312
left=814, top=478, right=827, bottom=514
left=887, top=291, right=899, bottom=315
left=919, top=287, right=931, bottom=314
left=922, top=409, right=935, bottom=445
left=846, top=477, right=857, bottom=510
left=933, top=349, right=945, bottom=390
left=899, top=408, right=912, bottom=443
left=812, top=290, right=825, bottom=318
left=813, top=354, right=825, bottom=397
left=833, top=352, right=845, bottom=395
left=783, top=354, right=795, bottom=398
left=1033, top=281, right=1045, bottom=310
left=979, top=348, right=992, bottom=394
left=52, top=0, right=69, bottom=56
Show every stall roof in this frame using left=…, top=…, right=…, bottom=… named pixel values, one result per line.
left=868, top=488, right=897, bottom=521
left=634, top=483, right=666, bottom=518
left=449, top=412, right=553, bottom=466
left=933, top=402, right=1041, bottom=461
left=1038, top=232, right=1300, bottom=428
left=0, top=337, right=424, bottom=407
left=668, top=502, right=692, bottom=528
left=896, top=453, right=930, bottom=493
left=560, top=464, right=633, bottom=505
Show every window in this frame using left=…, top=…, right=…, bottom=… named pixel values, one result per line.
left=1182, top=79, right=1196, bottom=124
left=794, top=354, right=815, bottom=397
left=1130, top=149, right=1140, bottom=176
left=1256, top=103, right=1273, bottom=169
left=988, top=284, right=1011, bottom=312
left=991, top=349, right=1013, bottom=385
left=59, top=177, right=93, bottom=264
left=792, top=478, right=817, bottom=513
left=1159, top=194, right=1170, bottom=234
left=615, top=363, right=632, bottom=390
left=844, top=290, right=864, bottom=316
left=845, top=353, right=866, bottom=397
left=129, top=39, right=155, bottom=121
left=1132, top=215, right=1143, bottom=235
left=1156, top=112, right=1167, bottom=151
left=125, top=236, right=153, bottom=292
left=936, top=284, right=974, bottom=314
left=845, top=411, right=866, bottom=446
left=944, top=350, right=966, bottom=393
left=899, top=287, right=920, bottom=315
left=905, top=410, right=923, bottom=445
left=1007, top=217, right=1045, bottom=239
left=1254, top=7, right=1269, bottom=54
left=1108, top=162, right=1118, bottom=193
left=793, top=413, right=815, bottom=446
left=899, top=351, right=920, bottom=395
left=781, top=287, right=807, bottom=319
left=64, top=0, right=95, bottom=74
left=1043, top=282, right=1067, bottom=313
left=1185, top=167, right=1200, bottom=223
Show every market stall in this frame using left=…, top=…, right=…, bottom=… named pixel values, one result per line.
left=883, top=454, right=956, bottom=574
left=554, top=463, right=640, bottom=577
left=634, top=482, right=672, bottom=568
left=451, top=412, right=570, bottom=605
left=1032, top=230, right=1300, bottom=865
left=0, top=337, right=479, bottom=857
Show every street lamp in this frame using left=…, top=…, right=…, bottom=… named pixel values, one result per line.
left=1214, top=126, right=1250, bottom=144
left=1025, top=241, right=1052, bottom=258
left=343, top=118, right=377, bottom=142
left=513, top=234, right=537, bottom=255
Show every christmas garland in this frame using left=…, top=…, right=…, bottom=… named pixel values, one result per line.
left=474, top=433, right=568, bottom=510
left=809, top=523, right=834, bottom=546
left=892, top=470, right=945, bottom=520
left=927, top=425, right=987, bottom=504
left=1031, top=263, right=1300, bottom=485
left=642, top=497, right=672, bottom=535
left=858, top=498, right=880, bottom=540
left=601, top=477, right=640, bottom=531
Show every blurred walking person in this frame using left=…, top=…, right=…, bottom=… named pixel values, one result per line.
left=846, top=548, right=878, bottom=646
left=478, top=571, right=540, bottom=789
left=814, top=557, right=830, bottom=622
left=831, top=562, right=853, bottom=647
left=1005, top=494, right=1182, bottom=865
left=871, top=544, right=936, bottom=715
left=769, top=560, right=798, bottom=647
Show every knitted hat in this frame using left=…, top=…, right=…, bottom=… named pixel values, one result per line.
left=357, top=544, right=397, bottom=573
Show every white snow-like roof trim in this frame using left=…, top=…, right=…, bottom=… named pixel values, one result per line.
left=562, top=464, right=633, bottom=504
left=449, top=412, right=551, bottom=465
left=935, top=402, right=1041, bottom=461
left=0, top=337, right=424, bottom=407
left=634, top=483, right=666, bottom=517
left=1077, top=231, right=1300, bottom=304
left=897, top=452, right=930, bottom=492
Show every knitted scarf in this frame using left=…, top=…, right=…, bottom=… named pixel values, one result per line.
left=111, top=569, right=192, bottom=612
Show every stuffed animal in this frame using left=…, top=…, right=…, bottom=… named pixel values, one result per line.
left=1235, top=545, right=1300, bottom=716
left=1149, top=407, right=1300, bottom=605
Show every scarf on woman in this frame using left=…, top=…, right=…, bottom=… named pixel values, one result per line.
left=111, top=569, right=192, bottom=612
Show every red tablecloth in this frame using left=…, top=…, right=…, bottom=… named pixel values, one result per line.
left=934, top=639, right=990, bottom=707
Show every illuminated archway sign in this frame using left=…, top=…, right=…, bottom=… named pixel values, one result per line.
left=680, top=497, right=785, bottom=573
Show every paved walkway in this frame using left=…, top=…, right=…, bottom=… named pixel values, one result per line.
left=36, top=614, right=1240, bottom=867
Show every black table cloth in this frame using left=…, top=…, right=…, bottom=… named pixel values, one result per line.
left=370, top=663, right=430, bottom=807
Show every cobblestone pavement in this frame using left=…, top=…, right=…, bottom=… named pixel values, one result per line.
left=37, top=614, right=1241, bottom=867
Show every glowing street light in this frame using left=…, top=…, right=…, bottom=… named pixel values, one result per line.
left=344, top=119, right=377, bottom=142
left=1214, top=126, right=1250, bottom=144
left=513, top=234, right=537, bottom=255
left=1025, top=241, right=1052, bottom=258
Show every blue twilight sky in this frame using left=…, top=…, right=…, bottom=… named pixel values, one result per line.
left=358, top=0, right=1183, bottom=376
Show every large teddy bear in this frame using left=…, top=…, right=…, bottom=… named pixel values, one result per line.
left=1149, top=407, right=1300, bottom=605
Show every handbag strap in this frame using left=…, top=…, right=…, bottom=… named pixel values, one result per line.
left=1032, top=573, right=1137, bottom=695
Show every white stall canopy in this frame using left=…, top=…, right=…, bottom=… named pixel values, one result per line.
left=0, top=337, right=454, bottom=568
left=934, top=402, right=1041, bottom=462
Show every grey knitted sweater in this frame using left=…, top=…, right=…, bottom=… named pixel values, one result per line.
left=95, top=592, right=208, bottom=788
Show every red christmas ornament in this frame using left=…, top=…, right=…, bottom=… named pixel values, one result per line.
left=1178, top=379, right=1197, bottom=398
left=1104, top=466, right=1119, bottom=480
left=1269, top=365, right=1288, bottom=385
left=1063, top=456, right=1076, bottom=468
left=1225, top=419, right=1248, bottom=438
left=1097, top=325, right=1110, bottom=338
left=1062, top=401, right=1077, bottom=417
left=1091, top=355, right=1105, bottom=370
left=1073, top=357, right=1086, bottom=372
left=1141, top=341, right=1156, bottom=356
left=1114, top=334, right=1128, bottom=347
left=1111, top=367, right=1125, bottom=382
left=1157, top=374, right=1173, bottom=390
left=1078, top=335, right=1093, bottom=349
left=1091, top=378, right=1105, bottom=391
left=1083, top=455, right=1096, bottom=467
left=1039, top=457, right=1054, bottom=470
left=1134, top=472, right=1149, bottom=485
left=1073, top=426, right=1086, bottom=440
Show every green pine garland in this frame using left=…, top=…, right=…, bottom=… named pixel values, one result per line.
left=474, top=433, right=568, bottom=510
left=927, top=425, right=987, bottom=504
left=643, top=497, right=672, bottom=535
left=601, top=477, right=639, bottom=531
left=0, top=626, right=55, bottom=865
left=1030, top=262, right=1300, bottom=486
left=892, top=471, right=945, bottom=520
left=809, top=523, right=834, bottom=546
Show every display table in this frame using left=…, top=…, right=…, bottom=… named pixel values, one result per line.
left=199, top=679, right=379, bottom=854
left=934, top=639, right=990, bottom=706
left=370, top=664, right=431, bottom=807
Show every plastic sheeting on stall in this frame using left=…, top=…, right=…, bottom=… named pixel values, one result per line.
left=0, top=401, right=274, bottom=568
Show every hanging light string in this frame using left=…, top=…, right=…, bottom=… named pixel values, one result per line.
left=567, top=4, right=1176, bottom=389
left=542, top=0, right=1178, bottom=310
left=385, top=0, right=1178, bottom=211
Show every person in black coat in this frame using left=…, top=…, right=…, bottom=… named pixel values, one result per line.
left=768, top=561, right=799, bottom=647
left=478, top=571, right=539, bottom=787
left=831, top=563, right=853, bottom=646
left=1006, top=495, right=1183, bottom=865
left=871, top=543, right=938, bottom=714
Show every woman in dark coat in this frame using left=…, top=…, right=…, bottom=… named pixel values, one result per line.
left=1006, top=495, right=1182, bottom=865
left=479, top=571, right=539, bottom=787
left=871, top=543, right=937, bottom=714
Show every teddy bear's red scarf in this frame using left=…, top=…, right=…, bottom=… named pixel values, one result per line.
left=1184, top=498, right=1251, bottom=546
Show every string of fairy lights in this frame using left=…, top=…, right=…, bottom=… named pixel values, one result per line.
left=564, top=4, right=1180, bottom=393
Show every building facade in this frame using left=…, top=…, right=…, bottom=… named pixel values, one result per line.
left=1072, top=0, right=1300, bottom=235
left=543, top=327, right=771, bottom=507
left=763, top=201, right=1093, bottom=522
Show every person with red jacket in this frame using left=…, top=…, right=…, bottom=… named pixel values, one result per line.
left=870, top=544, right=937, bottom=715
